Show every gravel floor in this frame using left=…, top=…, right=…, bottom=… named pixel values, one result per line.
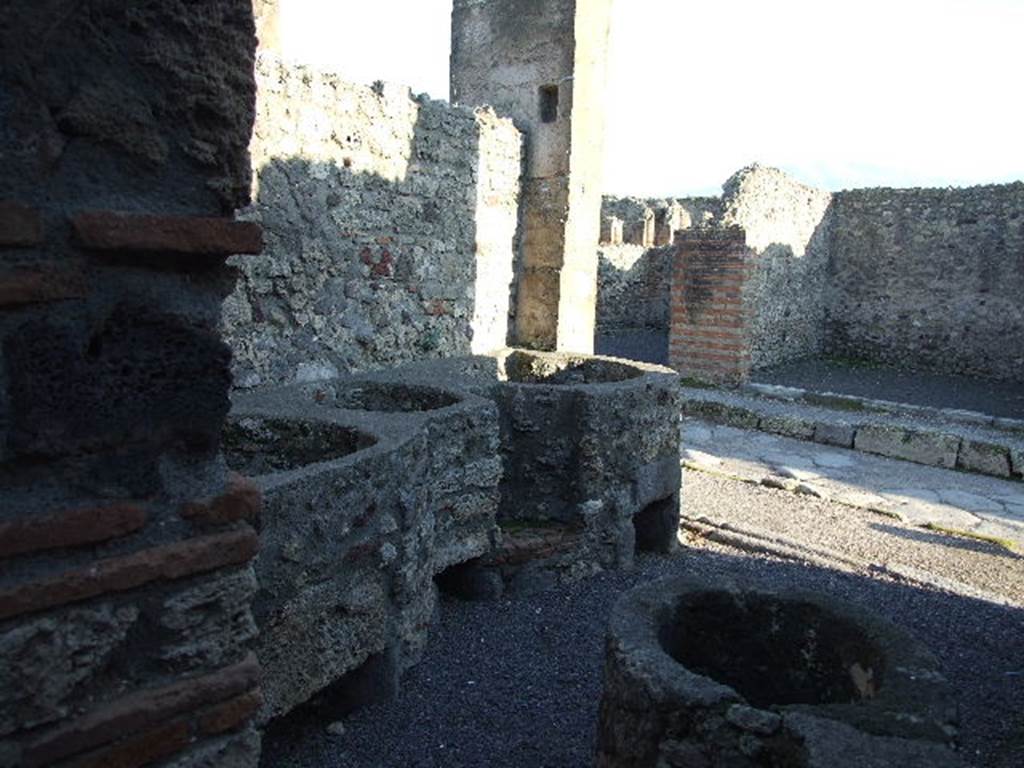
left=262, top=472, right=1024, bottom=768
left=753, top=357, right=1024, bottom=420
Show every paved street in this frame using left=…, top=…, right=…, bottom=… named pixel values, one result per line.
left=682, top=418, right=1024, bottom=550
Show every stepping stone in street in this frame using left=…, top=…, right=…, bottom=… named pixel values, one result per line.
left=812, top=451, right=857, bottom=469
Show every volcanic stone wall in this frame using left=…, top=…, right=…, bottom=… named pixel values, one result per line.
left=606, top=167, right=831, bottom=375
left=596, top=195, right=719, bottom=344
left=721, top=166, right=833, bottom=370
left=0, top=2, right=263, bottom=766
left=630, top=166, right=1023, bottom=384
left=223, top=55, right=522, bottom=389
left=826, top=183, right=1024, bottom=381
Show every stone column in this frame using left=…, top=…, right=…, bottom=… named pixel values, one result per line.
left=451, top=0, right=613, bottom=352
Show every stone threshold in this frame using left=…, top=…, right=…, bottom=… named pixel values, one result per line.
left=681, top=385, right=1024, bottom=482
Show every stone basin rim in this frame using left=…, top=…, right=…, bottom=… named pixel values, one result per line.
left=223, top=409, right=401, bottom=486
left=608, top=576, right=955, bottom=742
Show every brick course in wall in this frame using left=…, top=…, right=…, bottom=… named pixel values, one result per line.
left=0, top=2, right=264, bottom=766
left=668, top=227, right=755, bottom=384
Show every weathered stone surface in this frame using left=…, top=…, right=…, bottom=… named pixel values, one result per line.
left=0, top=2, right=259, bottom=764
left=159, top=568, right=258, bottom=672
left=784, top=712, right=965, bottom=767
left=720, top=165, right=833, bottom=371
left=957, top=440, right=1012, bottom=479
left=0, top=201, right=42, bottom=246
left=452, top=0, right=610, bottom=352
left=854, top=425, right=960, bottom=469
left=813, top=421, right=856, bottom=448
left=255, top=579, right=389, bottom=722
left=5, top=305, right=233, bottom=468
left=22, top=654, right=259, bottom=766
left=1011, top=447, right=1024, bottom=480
left=0, top=529, right=259, bottom=621
left=609, top=166, right=1022, bottom=386
left=726, top=704, right=781, bottom=735
left=0, top=1, right=258, bottom=211
left=229, top=372, right=501, bottom=720
left=759, top=415, right=815, bottom=440
left=222, top=55, right=521, bottom=389
left=383, top=352, right=683, bottom=587
left=0, top=504, right=146, bottom=559
left=682, top=399, right=760, bottom=430
left=162, top=730, right=261, bottom=768
left=73, top=212, right=263, bottom=257
left=827, top=183, right=1024, bottom=382
left=0, top=604, right=139, bottom=737
left=597, top=577, right=961, bottom=768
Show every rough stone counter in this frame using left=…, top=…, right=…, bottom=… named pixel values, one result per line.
left=597, top=577, right=963, bottom=767
left=359, top=350, right=682, bottom=594
left=228, top=379, right=500, bottom=721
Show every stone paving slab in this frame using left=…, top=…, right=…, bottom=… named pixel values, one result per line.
left=682, top=418, right=1024, bottom=550
left=682, top=386, right=1024, bottom=482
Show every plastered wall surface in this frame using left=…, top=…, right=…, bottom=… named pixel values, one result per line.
left=223, top=56, right=522, bottom=389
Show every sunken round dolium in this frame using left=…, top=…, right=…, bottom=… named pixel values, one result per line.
left=222, top=415, right=376, bottom=475
left=502, top=349, right=643, bottom=385
left=223, top=379, right=501, bottom=723
left=597, top=578, right=965, bottom=768
left=302, top=380, right=461, bottom=412
left=484, top=350, right=681, bottom=589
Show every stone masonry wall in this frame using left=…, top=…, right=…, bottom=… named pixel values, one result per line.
left=223, top=55, right=522, bottom=389
left=596, top=195, right=719, bottom=344
left=720, top=165, right=833, bottom=370
left=1, top=2, right=263, bottom=766
left=827, top=183, right=1024, bottom=381
left=451, top=0, right=612, bottom=353
left=596, top=245, right=673, bottom=334
left=616, top=167, right=1023, bottom=383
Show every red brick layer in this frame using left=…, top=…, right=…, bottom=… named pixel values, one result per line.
left=0, top=267, right=87, bottom=308
left=23, top=655, right=259, bottom=766
left=669, top=230, right=754, bottom=384
left=73, top=211, right=263, bottom=256
left=0, top=527, right=259, bottom=620
left=0, top=504, right=146, bottom=559
left=180, top=474, right=262, bottom=528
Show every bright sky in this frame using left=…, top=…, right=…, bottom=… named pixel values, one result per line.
left=278, top=0, right=1024, bottom=196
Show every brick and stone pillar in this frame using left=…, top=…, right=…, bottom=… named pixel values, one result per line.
left=0, top=2, right=263, bottom=766
left=668, top=227, right=755, bottom=385
left=451, top=0, right=613, bottom=353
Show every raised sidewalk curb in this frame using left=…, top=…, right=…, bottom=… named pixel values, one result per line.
left=681, top=384, right=1024, bottom=483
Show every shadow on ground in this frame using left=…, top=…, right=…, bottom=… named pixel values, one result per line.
left=260, top=546, right=1024, bottom=768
